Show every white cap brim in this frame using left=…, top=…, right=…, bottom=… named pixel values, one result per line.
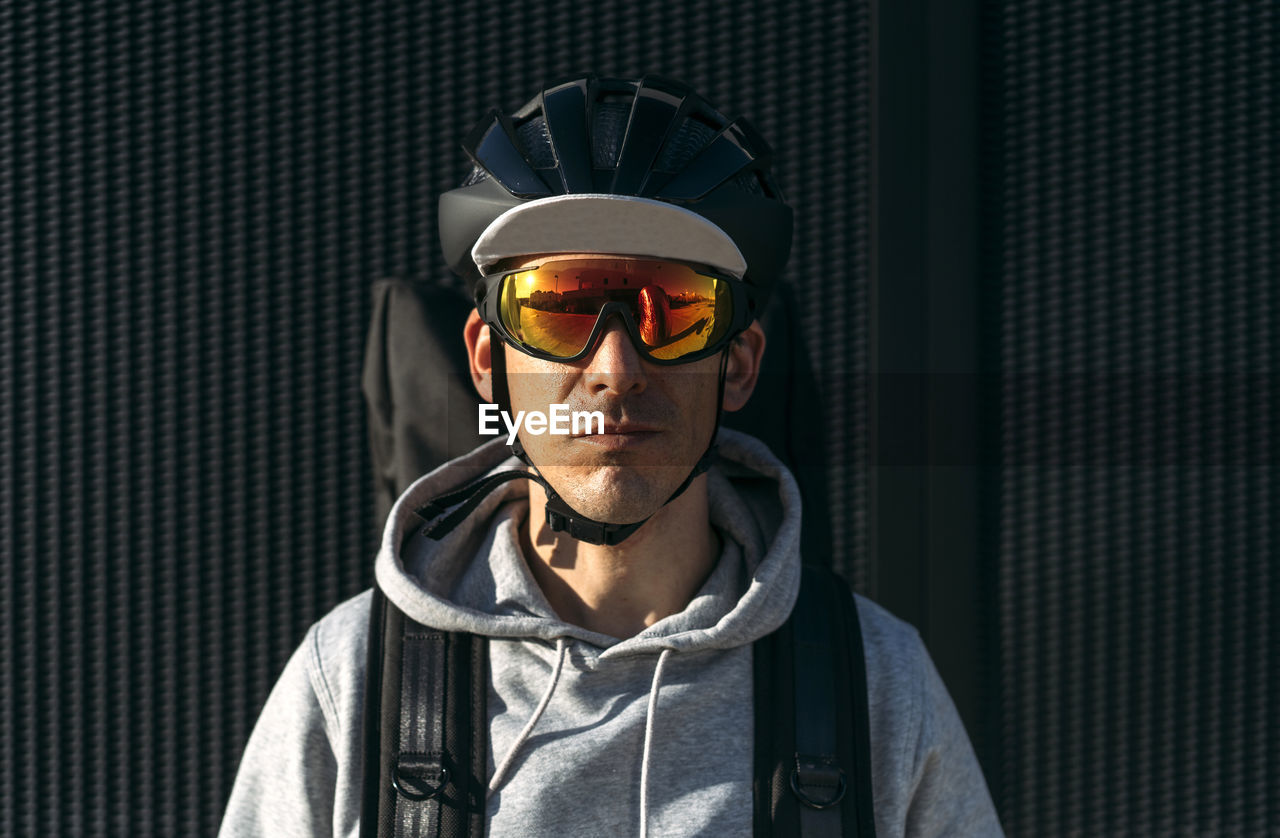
left=470, top=193, right=747, bottom=278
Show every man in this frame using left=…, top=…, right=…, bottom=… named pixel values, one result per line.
left=220, top=75, right=1002, bottom=837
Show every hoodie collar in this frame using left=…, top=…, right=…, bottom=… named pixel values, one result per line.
left=374, top=428, right=802, bottom=658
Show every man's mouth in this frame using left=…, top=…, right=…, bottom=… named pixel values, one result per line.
left=572, top=423, right=662, bottom=448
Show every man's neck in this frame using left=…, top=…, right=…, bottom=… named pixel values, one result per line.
left=519, top=475, right=720, bottom=639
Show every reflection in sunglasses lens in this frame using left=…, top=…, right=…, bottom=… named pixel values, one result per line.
left=501, top=259, right=733, bottom=361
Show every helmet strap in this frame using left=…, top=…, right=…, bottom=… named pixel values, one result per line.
left=423, top=338, right=729, bottom=546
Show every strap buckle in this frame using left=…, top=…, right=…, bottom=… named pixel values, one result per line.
left=544, top=496, right=608, bottom=544
left=790, top=754, right=847, bottom=809
left=392, top=754, right=450, bottom=801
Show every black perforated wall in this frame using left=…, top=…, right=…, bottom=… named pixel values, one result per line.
left=4, top=1, right=1276, bottom=836
left=0, top=2, right=869, bottom=835
left=982, top=2, right=1277, bottom=834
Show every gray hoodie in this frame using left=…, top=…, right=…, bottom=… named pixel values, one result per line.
left=219, top=429, right=1003, bottom=837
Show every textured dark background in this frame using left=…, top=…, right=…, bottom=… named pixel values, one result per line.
left=982, top=3, right=1276, bottom=834
left=0, top=1, right=1274, bottom=836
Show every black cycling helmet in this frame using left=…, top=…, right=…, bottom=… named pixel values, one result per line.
left=420, top=75, right=793, bottom=546
left=439, top=74, right=793, bottom=314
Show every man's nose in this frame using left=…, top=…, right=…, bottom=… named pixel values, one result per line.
left=582, top=316, right=646, bottom=396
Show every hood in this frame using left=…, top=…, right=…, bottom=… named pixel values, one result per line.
left=374, top=427, right=802, bottom=658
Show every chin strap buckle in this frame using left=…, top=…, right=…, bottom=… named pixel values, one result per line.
left=544, top=493, right=638, bottom=546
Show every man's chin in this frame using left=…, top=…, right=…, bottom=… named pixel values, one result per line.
left=539, top=463, right=689, bottom=525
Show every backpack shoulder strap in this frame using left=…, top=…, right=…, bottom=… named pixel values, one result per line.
left=360, top=584, right=487, bottom=838
left=359, top=567, right=874, bottom=837
left=827, top=568, right=876, bottom=838
left=753, top=565, right=876, bottom=838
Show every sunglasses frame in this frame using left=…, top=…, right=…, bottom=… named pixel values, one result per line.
left=474, top=259, right=756, bottom=365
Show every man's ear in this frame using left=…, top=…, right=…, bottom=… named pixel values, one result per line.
left=722, top=320, right=766, bottom=412
left=463, top=309, right=494, bottom=403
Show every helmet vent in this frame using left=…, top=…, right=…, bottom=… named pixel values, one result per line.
left=464, top=96, right=744, bottom=189
left=588, top=102, right=630, bottom=169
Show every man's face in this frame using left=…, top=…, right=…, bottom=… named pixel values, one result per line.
left=465, top=253, right=765, bottom=525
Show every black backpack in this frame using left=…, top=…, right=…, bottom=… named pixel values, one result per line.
left=359, top=279, right=875, bottom=836
left=360, top=565, right=874, bottom=838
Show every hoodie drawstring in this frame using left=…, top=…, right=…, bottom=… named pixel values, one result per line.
left=487, top=636, right=569, bottom=798
left=639, top=648, right=672, bottom=838
left=485, top=638, right=674, bottom=838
